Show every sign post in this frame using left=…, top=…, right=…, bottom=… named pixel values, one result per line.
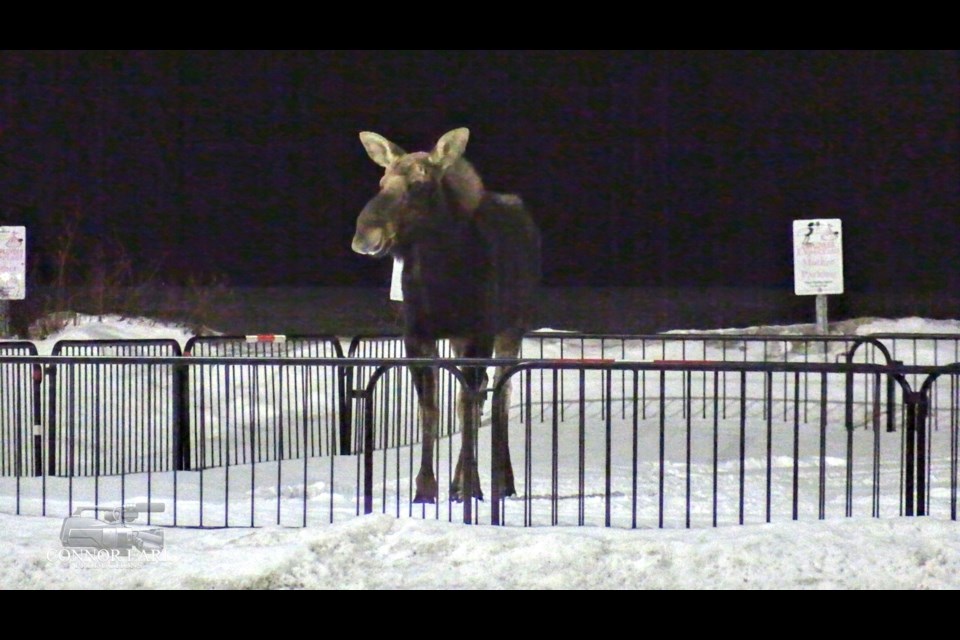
left=793, top=219, right=843, bottom=335
left=0, top=226, right=27, bottom=337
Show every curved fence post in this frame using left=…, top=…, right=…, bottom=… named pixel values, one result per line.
left=895, top=369, right=946, bottom=518
left=914, top=371, right=949, bottom=517
left=902, top=389, right=920, bottom=516
left=915, top=389, right=929, bottom=516
left=892, top=367, right=932, bottom=519
left=845, top=337, right=895, bottom=433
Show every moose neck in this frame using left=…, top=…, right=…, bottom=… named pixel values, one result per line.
left=397, top=212, right=493, bottom=339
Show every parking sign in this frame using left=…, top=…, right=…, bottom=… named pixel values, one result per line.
left=793, top=219, right=843, bottom=296
left=0, top=226, right=26, bottom=300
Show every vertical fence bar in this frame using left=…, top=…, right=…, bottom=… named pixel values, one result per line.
left=904, top=391, right=918, bottom=517
left=93, top=361, right=101, bottom=506
left=632, top=370, right=639, bottom=529
left=521, top=369, right=532, bottom=527
left=339, top=360, right=352, bottom=455
left=362, top=389, right=374, bottom=515
left=29, top=363, right=41, bottom=477
left=818, top=372, right=827, bottom=520
left=47, top=363, right=57, bottom=476
left=462, top=377, right=476, bottom=526
left=577, top=369, right=585, bottom=527
left=658, top=369, right=665, bottom=529
left=765, top=371, right=772, bottom=523
left=845, top=368, right=854, bottom=430
left=952, top=371, right=958, bottom=521
left=174, top=360, right=189, bottom=471
left=712, top=370, right=719, bottom=528
left=872, top=373, right=882, bottom=518
left=916, top=384, right=930, bottom=517
left=739, top=371, right=746, bottom=526
left=685, top=370, right=692, bottom=529
left=792, top=371, right=800, bottom=521
left=605, top=369, right=612, bottom=528
left=846, top=372, right=855, bottom=518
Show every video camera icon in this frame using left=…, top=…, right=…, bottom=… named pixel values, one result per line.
left=60, top=502, right=165, bottom=553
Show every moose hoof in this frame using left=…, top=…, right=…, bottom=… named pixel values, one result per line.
left=499, top=484, right=517, bottom=499
left=414, top=472, right=438, bottom=504
left=498, top=468, right=517, bottom=499
left=450, top=483, right=484, bottom=503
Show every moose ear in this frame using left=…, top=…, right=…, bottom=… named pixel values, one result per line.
left=429, top=128, right=470, bottom=169
left=359, top=132, right=406, bottom=167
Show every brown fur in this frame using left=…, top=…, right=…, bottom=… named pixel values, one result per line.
left=353, top=128, right=540, bottom=504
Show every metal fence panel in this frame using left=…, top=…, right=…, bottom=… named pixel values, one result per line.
left=183, top=336, right=345, bottom=467
left=48, top=340, right=182, bottom=476
left=0, top=342, right=40, bottom=477
left=1, top=335, right=957, bottom=531
left=490, top=360, right=959, bottom=528
left=347, top=336, right=461, bottom=453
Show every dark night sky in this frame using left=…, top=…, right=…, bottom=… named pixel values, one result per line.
left=1, top=50, right=957, bottom=293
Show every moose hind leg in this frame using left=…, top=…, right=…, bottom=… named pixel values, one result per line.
left=407, top=340, right=440, bottom=504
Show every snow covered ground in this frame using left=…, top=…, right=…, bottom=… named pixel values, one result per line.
left=1, top=315, right=958, bottom=589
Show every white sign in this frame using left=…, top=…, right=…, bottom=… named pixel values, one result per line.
left=0, top=226, right=26, bottom=300
left=793, top=219, right=843, bottom=296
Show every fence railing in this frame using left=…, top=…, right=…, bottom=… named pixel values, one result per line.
left=183, top=335, right=349, bottom=464
left=47, top=340, right=183, bottom=477
left=486, top=360, right=958, bottom=527
left=5, top=332, right=959, bottom=465
left=344, top=332, right=947, bottom=444
left=348, top=335, right=460, bottom=454
left=0, top=349, right=957, bottom=529
left=0, top=342, right=40, bottom=478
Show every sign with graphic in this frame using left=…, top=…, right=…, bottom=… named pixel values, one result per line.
left=0, top=226, right=26, bottom=300
left=793, top=219, right=843, bottom=296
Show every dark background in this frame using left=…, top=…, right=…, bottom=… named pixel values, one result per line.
left=1, top=50, right=958, bottom=333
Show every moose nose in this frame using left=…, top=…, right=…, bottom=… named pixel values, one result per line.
left=352, top=226, right=385, bottom=255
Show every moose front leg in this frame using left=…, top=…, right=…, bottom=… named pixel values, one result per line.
left=450, top=338, right=491, bottom=503
left=407, top=340, right=440, bottom=504
left=451, top=377, right=486, bottom=503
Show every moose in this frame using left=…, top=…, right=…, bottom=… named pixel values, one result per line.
left=351, top=128, right=541, bottom=504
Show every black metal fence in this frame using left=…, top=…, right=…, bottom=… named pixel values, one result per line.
left=0, top=332, right=958, bottom=529
left=345, top=332, right=945, bottom=444
left=348, top=336, right=461, bottom=454
left=487, top=360, right=958, bottom=528
left=0, top=342, right=40, bottom=478
left=47, top=340, right=182, bottom=478
left=183, top=335, right=347, bottom=467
